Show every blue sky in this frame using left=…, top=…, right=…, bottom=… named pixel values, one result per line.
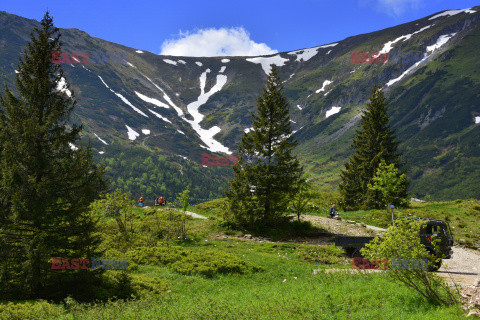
left=2, top=0, right=479, bottom=56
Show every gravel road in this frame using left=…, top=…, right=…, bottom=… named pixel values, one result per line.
left=438, top=246, right=480, bottom=287
left=302, top=214, right=480, bottom=286
left=184, top=211, right=207, bottom=219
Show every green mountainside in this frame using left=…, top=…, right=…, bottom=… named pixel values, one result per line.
left=1, top=7, right=479, bottom=201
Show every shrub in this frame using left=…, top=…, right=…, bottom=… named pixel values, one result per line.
left=170, top=250, right=262, bottom=278
left=129, top=274, right=170, bottom=296
left=361, top=219, right=459, bottom=305
left=125, top=246, right=187, bottom=266
left=0, top=300, right=63, bottom=319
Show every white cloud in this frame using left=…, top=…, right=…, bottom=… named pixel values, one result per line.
left=361, top=0, right=423, bottom=16
left=160, top=27, right=277, bottom=57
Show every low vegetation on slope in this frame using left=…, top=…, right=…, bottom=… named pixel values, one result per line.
left=0, top=206, right=467, bottom=319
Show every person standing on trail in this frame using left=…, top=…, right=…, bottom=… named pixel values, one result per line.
left=329, top=204, right=339, bottom=219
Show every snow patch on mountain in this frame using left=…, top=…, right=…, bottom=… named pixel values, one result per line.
left=380, top=25, right=432, bottom=54
left=135, top=91, right=170, bottom=109
left=94, top=133, right=108, bottom=145
left=184, top=70, right=230, bottom=153
left=221, top=59, right=230, bottom=63
left=297, top=105, right=302, bottom=110
left=316, top=80, right=332, bottom=93
left=139, top=73, right=184, bottom=117
left=326, top=106, right=341, bottom=118
left=195, top=61, right=203, bottom=66
left=287, top=43, right=338, bottom=62
left=142, top=129, right=150, bottom=135
left=178, top=60, right=186, bottom=64
left=127, top=62, right=136, bottom=68
left=475, top=116, right=480, bottom=124
left=56, top=77, right=72, bottom=97
left=126, top=125, right=140, bottom=140
left=244, top=127, right=253, bottom=133
left=136, top=50, right=144, bottom=53
left=429, top=8, right=476, bottom=20
left=186, top=69, right=226, bottom=123
left=148, top=109, right=172, bottom=123
left=246, top=55, right=289, bottom=75
left=68, top=143, right=78, bottom=151
left=99, top=151, right=105, bottom=154
left=288, top=47, right=320, bottom=62
left=163, top=59, right=177, bottom=66
left=177, top=129, right=185, bottom=135
left=97, top=76, right=148, bottom=117
left=386, top=33, right=456, bottom=87
left=14, top=70, right=19, bottom=74
left=219, top=66, right=226, bottom=73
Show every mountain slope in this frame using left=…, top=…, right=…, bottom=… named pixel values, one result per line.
left=0, top=7, right=479, bottom=201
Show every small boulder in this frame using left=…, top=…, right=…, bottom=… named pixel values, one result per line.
left=474, top=278, right=480, bottom=287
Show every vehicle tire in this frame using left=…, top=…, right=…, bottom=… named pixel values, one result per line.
left=345, top=247, right=362, bottom=258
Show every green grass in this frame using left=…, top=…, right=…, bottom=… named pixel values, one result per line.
left=0, top=237, right=465, bottom=319
left=0, top=204, right=471, bottom=319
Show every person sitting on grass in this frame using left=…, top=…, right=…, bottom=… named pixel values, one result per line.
left=329, top=204, right=340, bottom=219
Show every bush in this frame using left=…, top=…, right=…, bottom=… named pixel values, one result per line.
left=0, top=300, right=63, bottom=319
left=361, top=219, right=459, bottom=305
left=129, top=274, right=170, bottom=296
left=170, top=250, right=262, bottom=278
left=125, top=246, right=187, bottom=266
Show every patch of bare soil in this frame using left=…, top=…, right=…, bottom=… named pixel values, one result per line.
left=300, top=215, right=380, bottom=237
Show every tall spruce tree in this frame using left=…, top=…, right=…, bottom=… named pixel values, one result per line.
left=225, top=67, right=303, bottom=229
left=339, top=85, right=407, bottom=210
left=0, top=12, right=106, bottom=299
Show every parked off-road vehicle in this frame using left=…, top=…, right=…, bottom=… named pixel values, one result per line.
left=335, top=218, right=454, bottom=271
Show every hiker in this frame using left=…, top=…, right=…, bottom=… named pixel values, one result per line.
left=138, top=197, right=144, bottom=207
left=154, top=197, right=160, bottom=206
left=159, top=196, right=166, bottom=206
left=329, top=204, right=340, bottom=219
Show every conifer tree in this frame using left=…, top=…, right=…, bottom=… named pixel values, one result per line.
left=0, top=12, right=106, bottom=299
left=339, top=85, right=407, bottom=210
left=225, top=67, right=303, bottom=229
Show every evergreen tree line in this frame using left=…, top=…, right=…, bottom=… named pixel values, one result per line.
left=101, top=148, right=231, bottom=204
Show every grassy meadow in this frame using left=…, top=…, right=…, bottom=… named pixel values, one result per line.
left=0, top=199, right=473, bottom=319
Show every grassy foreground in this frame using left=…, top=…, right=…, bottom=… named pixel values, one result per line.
left=0, top=210, right=466, bottom=319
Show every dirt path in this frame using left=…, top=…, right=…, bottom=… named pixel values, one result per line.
left=302, top=214, right=480, bottom=287
left=438, top=247, right=480, bottom=287
left=184, top=211, right=207, bottom=219
left=300, top=214, right=382, bottom=237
